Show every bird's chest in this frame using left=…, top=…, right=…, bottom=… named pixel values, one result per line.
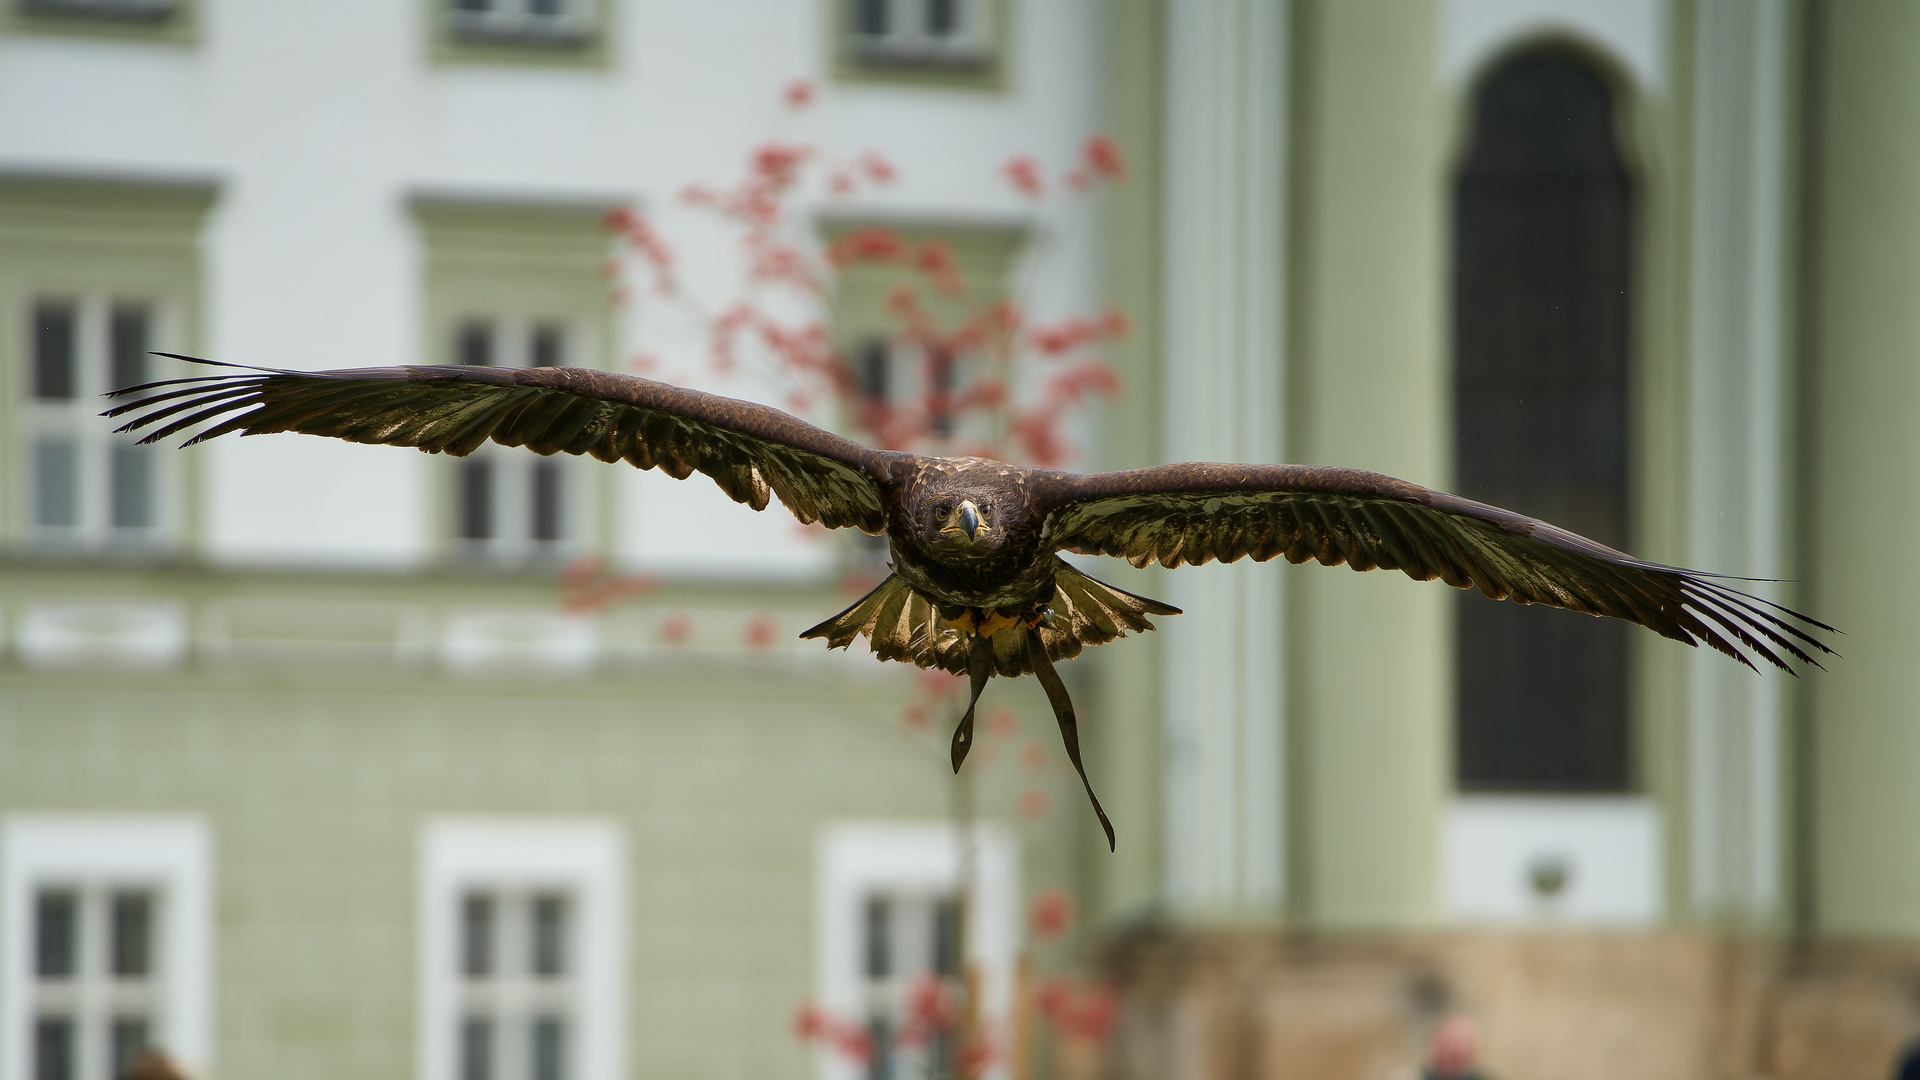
left=887, top=531, right=1051, bottom=611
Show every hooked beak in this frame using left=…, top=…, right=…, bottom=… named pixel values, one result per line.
left=942, top=499, right=987, bottom=541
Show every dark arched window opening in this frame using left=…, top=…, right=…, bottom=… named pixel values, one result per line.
left=1453, top=49, right=1633, bottom=792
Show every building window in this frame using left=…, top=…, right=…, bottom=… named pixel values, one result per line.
left=420, top=819, right=623, bottom=1080
left=2, top=0, right=193, bottom=41
left=857, top=890, right=963, bottom=1079
left=1452, top=48, right=1633, bottom=792
left=412, top=195, right=612, bottom=564
left=429, top=0, right=607, bottom=65
left=1, top=816, right=212, bottom=1080
left=816, top=824, right=1017, bottom=1080
left=453, top=889, right=574, bottom=1080
left=446, top=0, right=592, bottom=48
left=0, top=174, right=214, bottom=555
left=845, top=0, right=991, bottom=69
left=448, top=317, right=576, bottom=563
left=23, top=297, right=170, bottom=550
left=14, top=0, right=176, bottom=21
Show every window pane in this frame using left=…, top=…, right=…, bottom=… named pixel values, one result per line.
left=857, top=339, right=890, bottom=405
left=531, top=1017, right=565, bottom=1080
left=33, top=300, right=76, bottom=401
left=111, top=891, right=154, bottom=977
left=931, top=897, right=959, bottom=978
left=33, top=1016, right=73, bottom=1080
left=532, top=894, right=567, bottom=977
left=461, top=893, right=494, bottom=978
left=530, top=461, right=563, bottom=544
left=927, top=0, right=957, bottom=36
left=853, top=0, right=887, bottom=35
left=34, top=890, right=78, bottom=978
left=529, top=0, right=565, bottom=21
left=927, top=347, right=955, bottom=438
left=457, top=321, right=494, bottom=367
left=111, top=445, right=155, bottom=531
left=863, top=896, right=890, bottom=978
left=530, top=323, right=564, bottom=368
left=110, top=303, right=151, bottom=392
left=1453, top=49, right=1632, bottom=792
left=34, top=438, right=79, bottom=529
left=459, top=460, right=495, bottom=542
left=460, top=1017, right=493, bottom=1080
left=455, top=0, right=492, bottom=12
left=110, top=1016, right=152, bottom=1079
left=864, top=1016, right=893, bottom=1080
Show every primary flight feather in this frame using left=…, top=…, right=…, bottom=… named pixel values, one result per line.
left=106, top=356, right=1837, bottom=850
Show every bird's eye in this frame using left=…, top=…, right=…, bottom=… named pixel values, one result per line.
left=934, top=504, right=951, bottom=518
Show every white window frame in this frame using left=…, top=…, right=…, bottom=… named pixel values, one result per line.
left=815, top=822, right=1017, bottom=1080
left=0, top=815, right=212, bottom=1080
left=419, top=818, right=624, bottom=1080
left=22, top=294, right=178, bottom=553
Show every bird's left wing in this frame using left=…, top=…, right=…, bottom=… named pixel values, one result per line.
left=106, top=356, right=906, bottom=533
left=1033, top=462, right=1836, bottom=674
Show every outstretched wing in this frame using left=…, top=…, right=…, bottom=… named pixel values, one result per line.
left=1034, top=463, right=1836, bottom=674
left=106, top=356, right=910, bottom=533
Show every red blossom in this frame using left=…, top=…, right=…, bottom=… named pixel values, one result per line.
left=1083, top=134, right=1126, bottom=180
left=860, top=151, right=899, bottom=185
left=1021, top=740, right=1049, bottom=771
left=1002, top=155, right=1045, bottom=198
left=752, top=140, right=810, bottom=187
left=1037, top=979, right=1119, bottom=1042
left=828, top=227, right=909, bottom=266
left=793, top=1001, right=828, bottom=1041
left=657, top=611, right=694, bottom=646
left=957, top=1034, right=999, bottom=1073
left=1029, top=888, right=1074, bottom=940
left=605, top=207, right=678, bottom=295
left=898, top=976, right=957, bottom=1046
left=1030, top=306, right=1131, bottom=356
left=987, top=706, right=1018, bottom=738
left=913, top=666, right=965, bottom=702
left=830, top=1023, right=874, bottom=1064
left=743, top=613, right=777, bottom=649
left=559, top=556, right=661, bottom=613
left=1019, top=788, right=1051, bottom=819
left=900, top=704, right=929, bottom=730
left=784, top=78, right=815, bottom=108
left=914, top=239, right=966, bottom=295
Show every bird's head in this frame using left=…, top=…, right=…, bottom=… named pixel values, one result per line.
left=917, top=488, right=1003, bottom=557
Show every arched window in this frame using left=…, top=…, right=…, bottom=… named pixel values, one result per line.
left=1453, top=48, right=1633, bottom=792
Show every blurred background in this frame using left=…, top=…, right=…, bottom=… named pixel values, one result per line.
left=0, top=1, right=1915, bottom=1079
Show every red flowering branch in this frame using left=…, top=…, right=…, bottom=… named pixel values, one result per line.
left=604, top=80, right=1129, bottom=467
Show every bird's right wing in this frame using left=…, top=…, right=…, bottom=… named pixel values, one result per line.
left=1034, top=462, right=1837, bottom=674
left=106, top=356, right=911, bottom=533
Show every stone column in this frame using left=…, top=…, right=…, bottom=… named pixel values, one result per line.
left=1159, top=0, right=1290, bottom=914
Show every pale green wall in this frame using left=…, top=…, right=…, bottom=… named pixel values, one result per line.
left=0, top=566, right=1085, bottom=1079
left=1284, top=0, right=1449, bottom=929
left=1803, top=1, right=1920, bottom=939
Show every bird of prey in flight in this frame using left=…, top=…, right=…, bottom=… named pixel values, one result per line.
left=107, top=357, right=1836, bottom=850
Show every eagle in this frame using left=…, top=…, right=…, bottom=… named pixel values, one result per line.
left=106, top=357, right=1836, bottom=850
